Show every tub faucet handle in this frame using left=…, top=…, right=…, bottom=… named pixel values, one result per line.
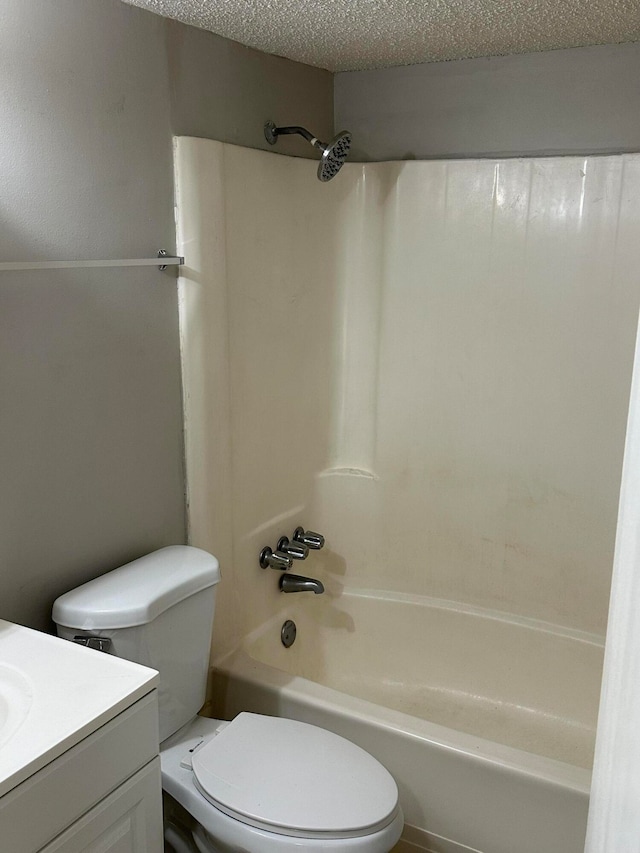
left=259, top=546, right=293, bottom=571
left=277, top=536, right=309, bottom=560
left=293, top=527, right=325, bottom=550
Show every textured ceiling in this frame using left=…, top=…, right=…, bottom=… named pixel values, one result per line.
left=125, top=0, right=640, bottom=72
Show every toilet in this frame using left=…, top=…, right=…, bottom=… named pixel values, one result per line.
left=52, top=546, right=404, bottom=853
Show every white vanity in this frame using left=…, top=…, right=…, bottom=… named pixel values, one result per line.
left=0, top=619, right=162, bottom=852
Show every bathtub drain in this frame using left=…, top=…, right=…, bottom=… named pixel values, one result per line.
left=281, top=619, right=297, bottom=648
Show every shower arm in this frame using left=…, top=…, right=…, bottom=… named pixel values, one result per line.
left=264, top=120, right=352, bottom=183
left=264, top=122, right=324, bottom=151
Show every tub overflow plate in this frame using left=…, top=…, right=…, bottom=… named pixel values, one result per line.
left=281, top=619, right=297, bottom=648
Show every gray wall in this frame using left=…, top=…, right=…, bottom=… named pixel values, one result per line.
left=335, top=42, right=640, bottom=161
left=0, top=0, right=332, bottom=632
left=167, top=21, right=334, bottom=156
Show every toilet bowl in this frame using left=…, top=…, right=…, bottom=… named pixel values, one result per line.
left=52, top=546, right=404, bottom=853
left=162, top=715, right=403, bottom=853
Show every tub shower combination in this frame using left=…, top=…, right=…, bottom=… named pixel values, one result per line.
left=212, top=586, right=602, bottom=853
left=176, top=137, right=640, bottom=853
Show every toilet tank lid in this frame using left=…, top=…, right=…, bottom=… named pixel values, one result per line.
left=52, top=546, right=220, bottom=630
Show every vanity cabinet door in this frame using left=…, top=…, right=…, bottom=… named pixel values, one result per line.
left=38, top=758, right=162, bottom=853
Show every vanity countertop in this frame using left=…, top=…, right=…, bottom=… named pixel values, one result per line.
left=0, top=619, right=158, bottom=798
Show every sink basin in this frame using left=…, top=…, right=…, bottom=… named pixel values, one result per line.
left=0, top=664, right=33, bottom=749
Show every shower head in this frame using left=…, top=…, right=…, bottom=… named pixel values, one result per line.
left=317, top=131, right=352, bottom=182
left=264, top=121, right=352, bottom=182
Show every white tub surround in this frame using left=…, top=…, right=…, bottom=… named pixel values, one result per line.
left=175, top=141, right=640, bottom=660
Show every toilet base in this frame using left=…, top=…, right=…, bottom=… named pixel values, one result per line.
left=163, top=800, right=235, bottom=853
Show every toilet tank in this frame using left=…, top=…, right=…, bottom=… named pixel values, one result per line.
left=52, top=546, right=220, bottom=743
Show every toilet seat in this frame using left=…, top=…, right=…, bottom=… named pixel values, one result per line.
left=161, top=715, right=404, bottom=853
left=191, top=713, right=399, bottom=839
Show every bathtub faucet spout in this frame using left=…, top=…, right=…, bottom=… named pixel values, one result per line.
left=279, top=573, right=325, bottom=594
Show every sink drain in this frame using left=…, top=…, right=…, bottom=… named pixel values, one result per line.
left=281, top=619, right=297, bottom=648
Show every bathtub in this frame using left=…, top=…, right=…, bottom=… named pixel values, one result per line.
left=210, top=590, right=604, bottom=853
